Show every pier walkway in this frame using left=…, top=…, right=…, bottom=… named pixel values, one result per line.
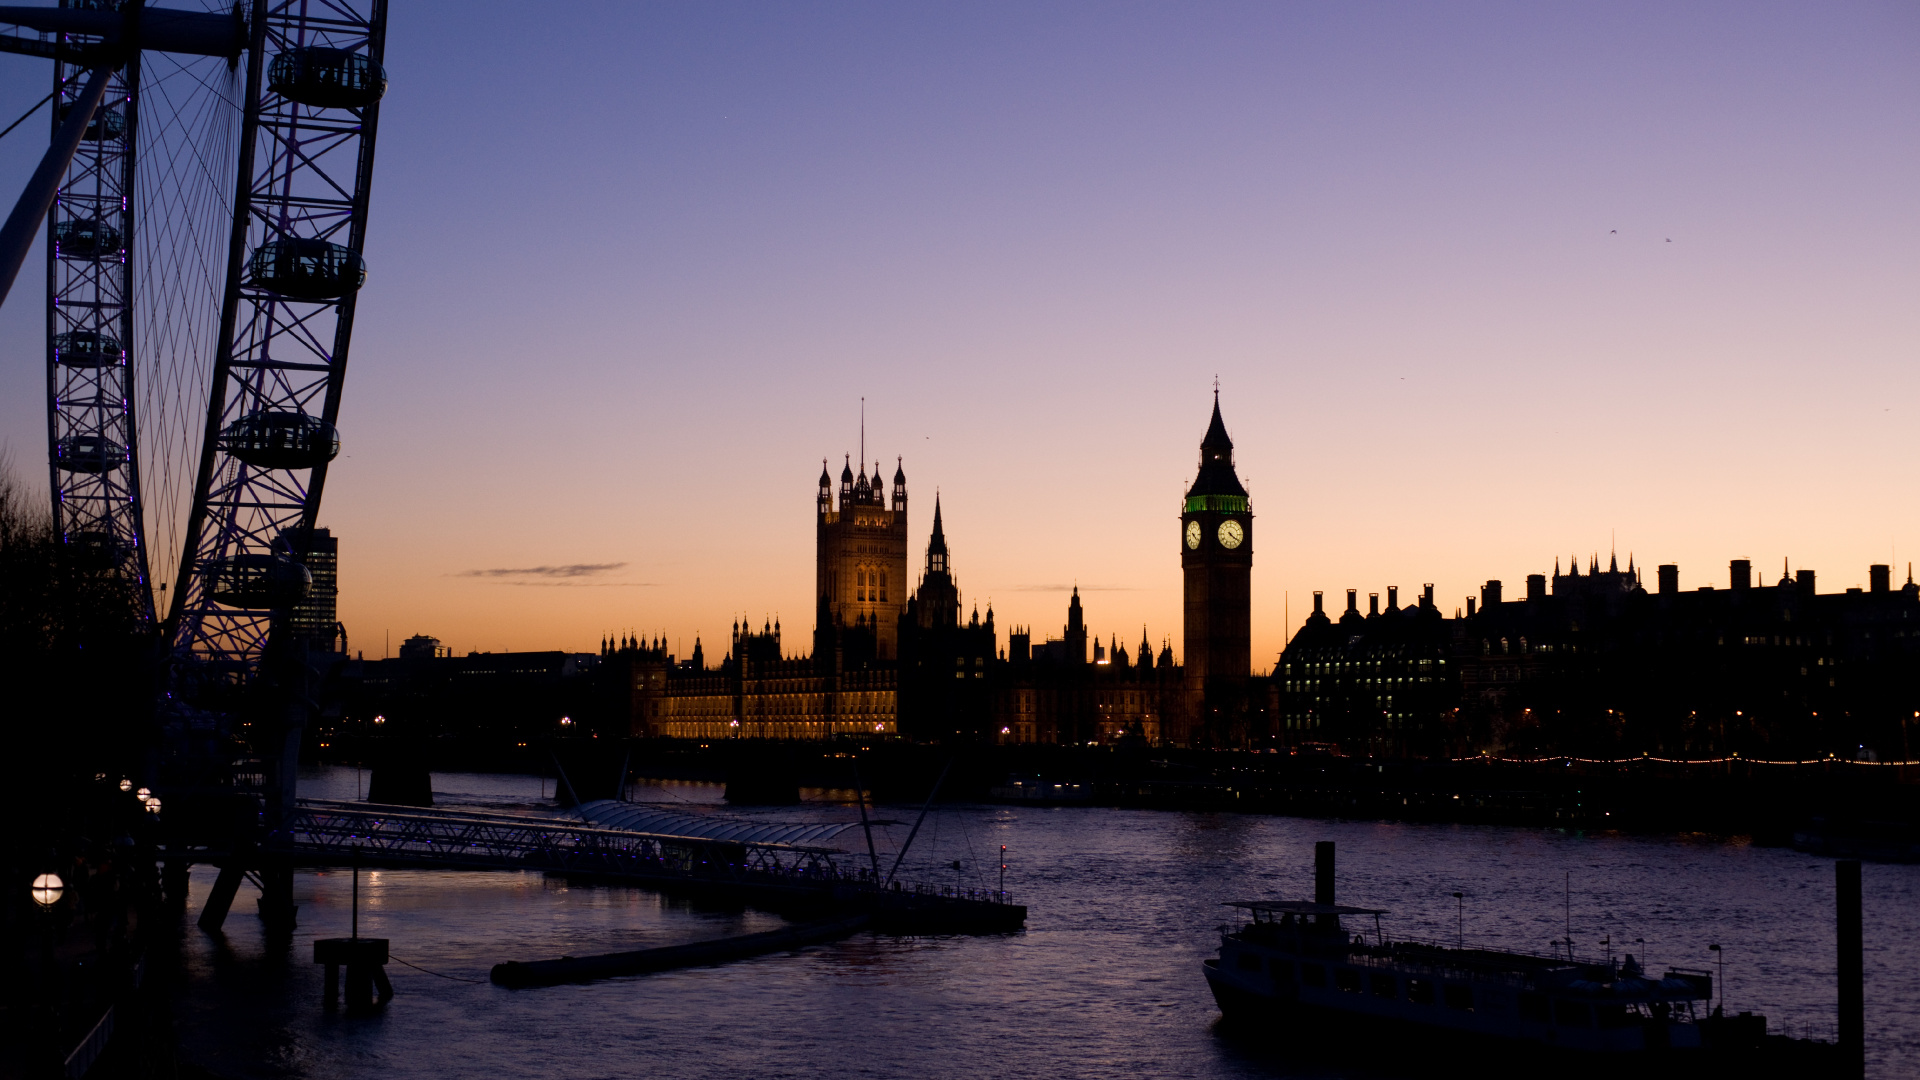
left=228, top=799, right=1025, bottom=933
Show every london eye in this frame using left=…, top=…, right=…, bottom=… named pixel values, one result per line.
left=0, top=1, right=388, bottom=772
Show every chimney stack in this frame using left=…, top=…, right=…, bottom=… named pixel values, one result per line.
left=1345, top=589, right=1357, bottom=615
left=1526, top=574, right=1546, bottom=601
left=1422, top=584, right=1434, bottom=609
left=1466, top=597, right=1477, bottom=617
left=1796, top=569, right=1816, bottom=597
left=1658, top=564, right=1679, bottom=595
left=1482, top=579, right=1502, bottom=608
left=1730, top=559, right=1751, bottom=593
left=1870, top=564, right=1891, bottom=594
left=1312, top=591, right=1324, bottom=615
left=1369, top=593, right=1380, bottom=617
left=1314, top=840, right=1336, bottom=928
left=1387, top=586, right=1399, bottom=611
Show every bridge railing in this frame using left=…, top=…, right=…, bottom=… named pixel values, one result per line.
left=275, top=801, right=1016, bottom=906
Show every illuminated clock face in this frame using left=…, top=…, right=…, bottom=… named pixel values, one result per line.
left=1217, top=519, right=1245, bottom=549
left=1185, top=520, right=1202, bottom=549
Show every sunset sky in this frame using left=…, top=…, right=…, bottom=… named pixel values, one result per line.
left=0, top=2, right=1916, bottom=668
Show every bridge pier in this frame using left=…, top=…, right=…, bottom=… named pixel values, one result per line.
left=196, top=860, right=298, bottom=931
left=257, top=863, right=298, bottom=932
left=197, top=864, right=247, bottom=931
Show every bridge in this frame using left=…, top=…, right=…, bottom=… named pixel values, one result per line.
left=184, top=799, right=1025, bottom=935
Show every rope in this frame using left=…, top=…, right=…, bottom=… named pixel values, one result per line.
left=387, top=954, right=491, bottom=985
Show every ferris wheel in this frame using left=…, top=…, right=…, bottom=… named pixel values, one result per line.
left=0, top=1, right=386, bottom=706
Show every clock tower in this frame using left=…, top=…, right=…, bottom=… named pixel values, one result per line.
left=1180, top=391, right=1252, bottom=745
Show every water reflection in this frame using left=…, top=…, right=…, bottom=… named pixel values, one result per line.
left=164, top=766, right=1919, bottom=1078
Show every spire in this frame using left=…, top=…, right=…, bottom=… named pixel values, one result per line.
left=893, top=455, right=905, bottom=486
left=1201, top=392, right=1233, bottom=460
left=1188, top=389, right=1246, bottom=498
left=840, top=454, right=853, bottom=484
left=926, top=494, right=949, bottom=574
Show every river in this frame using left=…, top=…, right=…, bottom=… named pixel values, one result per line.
left=166, top=765, right=1919, bottom=1078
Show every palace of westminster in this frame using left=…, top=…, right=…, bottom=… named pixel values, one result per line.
left=596, top=395, right=1252, bottom=748
left=350, top=394, right=1920, bottom=759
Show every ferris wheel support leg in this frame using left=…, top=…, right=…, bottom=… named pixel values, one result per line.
left=0, top=61, right=114, bottom=310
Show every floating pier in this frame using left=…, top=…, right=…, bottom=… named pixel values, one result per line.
left=490, top=914, right=872, bottom=988
left=277, top=799, right=1027, bottom=935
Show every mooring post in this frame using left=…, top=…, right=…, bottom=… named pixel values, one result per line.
left=1314, top=841, right=1335, bottom=928
left=1837, top=859, right=1863, bottom=1078
left=316, top=847, right=390, bottom=1011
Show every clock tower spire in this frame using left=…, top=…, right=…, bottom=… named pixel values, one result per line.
left=1179, top=388, right=1252, bottom=746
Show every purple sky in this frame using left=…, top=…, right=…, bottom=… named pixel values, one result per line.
left=1, top=2, right=1916, bottom=666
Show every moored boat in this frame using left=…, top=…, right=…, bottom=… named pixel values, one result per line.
left=1204, top=844, right=1843, bottom=1074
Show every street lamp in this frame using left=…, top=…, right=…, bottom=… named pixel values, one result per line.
left=30, top=873, right=63, bottom=907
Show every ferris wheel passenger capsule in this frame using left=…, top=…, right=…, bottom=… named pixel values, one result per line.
left=53, top=330, right=124, bottom=368
left=219, top=410, right=341, bottom=470
left=53, top=219, right=123, bottom=259
left=249, top=238, right=365, bottom=299
left=206, top=553, right=312, bottom=609
left=269, top=47, right=387, bottom=109
left=57, top=100, right=127, bottom=141
left=55, top=434, right=126, bottom=474
left=66, top=531, right=125, bottom=568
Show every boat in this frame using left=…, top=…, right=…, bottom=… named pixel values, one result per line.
left=986, top=775, right=1092, bottom=805
left=1203, top=844, right=1843, bottom=1074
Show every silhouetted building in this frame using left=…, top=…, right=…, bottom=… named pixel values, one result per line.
left=1277, top=585, right=1455, bottom=756
left=816, top=450, right=909, bottom=661
left=282, top=525, right=343, bottom=650
left=1180, top=391, right=1254, bottom=745
left=342, top=643, right=599, bottom=743
left=897, top=497, right=999, bottom=740
left=1281, top=554, right=1920, bottom=759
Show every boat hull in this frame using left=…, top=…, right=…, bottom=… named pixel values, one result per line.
left=1203, top=960, right=1841, bottom=1077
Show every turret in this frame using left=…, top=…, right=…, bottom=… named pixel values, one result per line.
left=1066, top=586, right=1086, bottom=665
left=818, top=459, right=832, bottom=515
left=838, top=456, right=854, bottom=510
left=892, top=457, right=907, bottom=512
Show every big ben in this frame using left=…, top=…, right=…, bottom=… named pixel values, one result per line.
left=1180, top=391, right=1251, bottom=744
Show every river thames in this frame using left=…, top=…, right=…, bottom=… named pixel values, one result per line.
left=166, top=766, right=1918, bottom=1078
